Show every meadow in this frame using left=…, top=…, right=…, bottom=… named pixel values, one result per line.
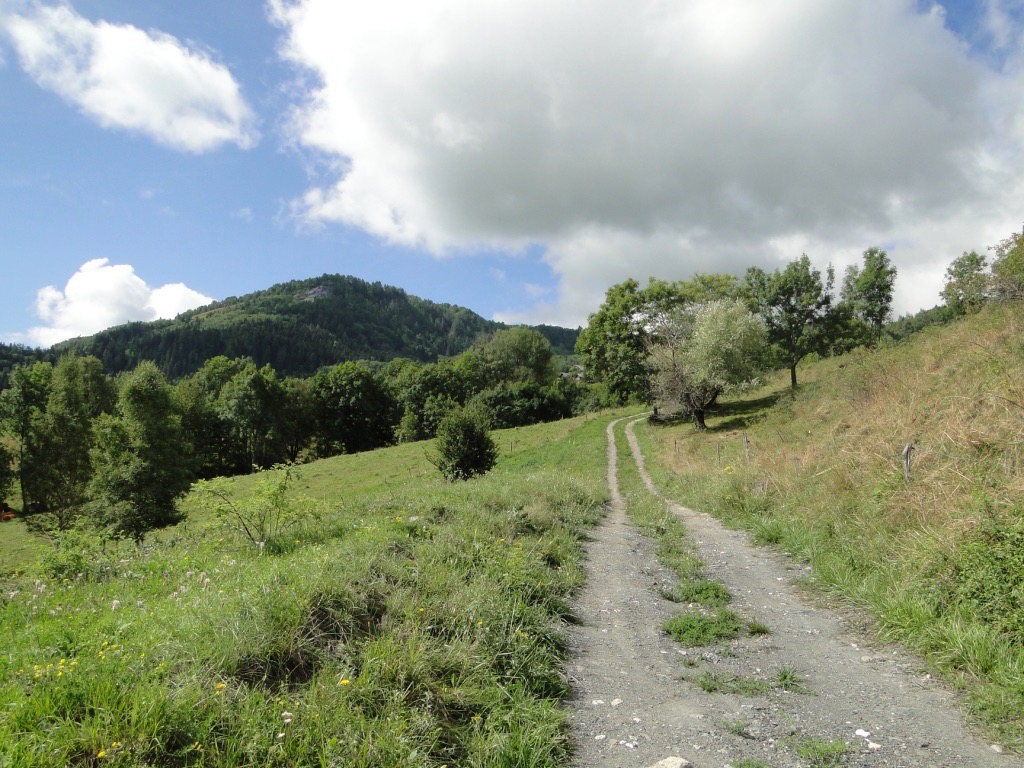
left=0, top=412, right=618, bottom=767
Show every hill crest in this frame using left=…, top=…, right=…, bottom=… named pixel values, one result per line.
left=37, top=274, right=578, bottom=380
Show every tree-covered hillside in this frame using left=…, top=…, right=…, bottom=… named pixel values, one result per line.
left=0, top=343, right=47, bottom=389
left=46, top=275, right=579, bottom=379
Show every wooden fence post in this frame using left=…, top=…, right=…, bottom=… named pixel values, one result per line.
left=901, top=442, right=915, bottom=484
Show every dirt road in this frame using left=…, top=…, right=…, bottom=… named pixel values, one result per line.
left=564, top=417, right=1022, bottom=768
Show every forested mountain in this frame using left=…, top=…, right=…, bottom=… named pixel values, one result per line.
left=40, top=275, right=578, bottom=380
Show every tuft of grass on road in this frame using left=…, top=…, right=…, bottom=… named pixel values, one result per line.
left=789, top=734, right=849, bottom=767
left=664, top=608, right=745, bottom=646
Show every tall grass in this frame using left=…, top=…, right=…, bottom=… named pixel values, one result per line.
left=637, top=304, right=1024, bottom=750
left=0, top=413, right=612, bottom=767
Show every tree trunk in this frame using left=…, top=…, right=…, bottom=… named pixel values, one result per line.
left=692, top=409, right=707, bottom=430
left=790, top=364, right=798, bottom=389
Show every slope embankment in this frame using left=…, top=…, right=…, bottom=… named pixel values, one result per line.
left=565, top=415, right=1021, bottom=767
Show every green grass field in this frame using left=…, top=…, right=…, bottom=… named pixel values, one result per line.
left=0, top=412, right=617, bottom=767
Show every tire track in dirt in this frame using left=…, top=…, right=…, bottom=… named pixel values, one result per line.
left=564, top=416, right=1023, bottom=768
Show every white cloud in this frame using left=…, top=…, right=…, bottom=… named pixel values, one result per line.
left=1, top=2, right=258, bottom=152
left=272, top=0, right=1024, bottom=326
left=25, top=258, right=213, bottom=347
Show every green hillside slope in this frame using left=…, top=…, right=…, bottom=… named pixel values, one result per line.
left=640, top=302, right=1024, bottom=748
left=45, top=274, right=579, bottom=379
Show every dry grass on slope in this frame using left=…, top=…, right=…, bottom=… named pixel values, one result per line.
left=640, top=303, right=1024, bottom=750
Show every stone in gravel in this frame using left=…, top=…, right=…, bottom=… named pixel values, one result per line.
left=611, top=698, right=623, bottom=706
left=646, top=758, right=692, bottom=768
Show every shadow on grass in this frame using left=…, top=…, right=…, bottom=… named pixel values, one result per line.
left=644, top=390, right=787, bottom=434
left=709, top=392, right=785, bottom=432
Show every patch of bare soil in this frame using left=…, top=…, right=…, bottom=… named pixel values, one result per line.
left=564, top=417, right=1022, bottom=768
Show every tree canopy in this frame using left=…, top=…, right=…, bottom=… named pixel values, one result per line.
left=648, top=300, right=766, bottom=429
left=841, top=247, right=897, bottom=342
left=89, top=362, right=192, bottom=542
left=745, top=255, right=833, bottom=389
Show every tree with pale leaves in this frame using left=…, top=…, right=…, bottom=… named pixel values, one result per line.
left=648, top=299, right=767, bottom=430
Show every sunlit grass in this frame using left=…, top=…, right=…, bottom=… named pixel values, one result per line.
left=0, top=411, right=615, bottom=767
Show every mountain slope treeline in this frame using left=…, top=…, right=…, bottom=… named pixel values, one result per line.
left=38, top=274, right=578, bottom=380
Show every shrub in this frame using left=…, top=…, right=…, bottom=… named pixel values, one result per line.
left=950, top=509, right=1024, bottom=644
left=195, top=465, right=320, bottom=551
left=429, top=406, right=499, bottom=482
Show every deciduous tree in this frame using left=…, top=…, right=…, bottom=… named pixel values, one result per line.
left=648, top=300, right=767, bottom=429
left=429, top=405, right=498, bottom=481
left=577, top=275, right=741, bottom=403
left=841, top=247, right=897, bottom=342
left=89, top=362, right=192, bottom=542
left=941, top=250, right=989, bottom=315
left=745, top=255, right=833, bottom=389
left=989, top=226, right=1024, bottom=302
left=309, top=362, right=398, bottom=456
left=0, top=361, right=52, bottom=513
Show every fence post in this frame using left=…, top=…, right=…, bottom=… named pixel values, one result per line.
left=901, top=442, right=915, bottom=484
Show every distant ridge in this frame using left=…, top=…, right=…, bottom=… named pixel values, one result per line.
left=36, top=274, right=578, bottom=380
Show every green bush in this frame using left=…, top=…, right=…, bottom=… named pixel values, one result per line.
left=429, top=407, right=499, bottom=482
left=951, top=509, right=1024, bottom=643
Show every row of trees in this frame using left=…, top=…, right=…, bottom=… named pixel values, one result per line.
left=0, top=358, right=189, bottom=541
left=577, top=227, right=1024, bottom=427
left=0, top=327, right=597, bottom=543
left=941, top=227, right=1024, bottom=314
left=576, top=247, right=899, bottom=411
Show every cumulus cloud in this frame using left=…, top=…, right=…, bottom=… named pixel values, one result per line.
left=271, top=0, right=1024, bottom=325
left=1, top=2, right=257, bottom=152
left=26, top=258, right=213, bottom=347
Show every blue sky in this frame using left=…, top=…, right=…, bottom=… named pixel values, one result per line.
left=2, top=1, right=1023, bottom=347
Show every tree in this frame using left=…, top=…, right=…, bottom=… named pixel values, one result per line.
left=279, top=377, right=316, bottom=462
left=217, top=362, right=288, bottom=470
left=173, top=356, right=251, bottom=478
left=387, top=360, right=469, bottom=441
left=745, top=255, right=833, bottom=389
left=648, top=300, right=767, bottom=429
left=89, top=362, right=193, bottom=542
left=23, top=355, right=114, bottom=535
left=576, top=275, right=741, bottom=403
left=0, top=443, right=14, bottom=505
left=473, top=327, right=555, bottom=387
left=841, top=247, right=897, bottom=342
left=575, top=279, right=651, bottom=403
left=309, top=362, right=398, bottom=456
left=989, top=226, right=1024, bottom=302
left=0, top=361, right=52, bottom=513
left=941, top=250, right=989, bottom=315
left=429, top=405, right=498, bottom=481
